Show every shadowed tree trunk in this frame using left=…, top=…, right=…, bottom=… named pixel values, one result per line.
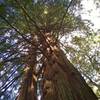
left=17, top=67, right=36, bottom=100
left=17, top=38, right=38, bottom=100
left=17, top=33, right=98, bottom=100
left=43, top=46, right=98, bottom=100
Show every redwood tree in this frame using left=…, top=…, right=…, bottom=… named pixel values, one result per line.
left=0, top=0, right=98, bottom=100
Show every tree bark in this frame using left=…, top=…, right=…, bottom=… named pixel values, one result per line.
left=17, top=67, right=36, bottom=100
left=43, top=45, right=98, bottom=100
left=42, top=34, right=98, bottom=100
left=17, top=33, right=98, bottom=100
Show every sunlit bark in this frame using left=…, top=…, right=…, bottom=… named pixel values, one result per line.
left=17, top=33, right=98, bottom=100
left=17, top=67, right=36, bottom=100
left=43, top=45, right=98, bottom=100
left=42, top=33, right=98, bottom=100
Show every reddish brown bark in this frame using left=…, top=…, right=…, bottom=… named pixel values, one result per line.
left=17, top=67, right=36, bottom=100
left=43, top=45, right=98, bottom=100
left=17, top=33, right=98, bottom=100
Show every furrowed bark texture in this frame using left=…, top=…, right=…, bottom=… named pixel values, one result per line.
left=43, top=45, right=98, bottom=100
left=17, top=38, right=37, bottom=100
left=17, top=33, right=98, bottom=100
left=17, top=68, right=36, bottom=100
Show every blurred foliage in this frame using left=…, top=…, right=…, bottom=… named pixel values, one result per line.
left=61, top=32, right=100, bottom=98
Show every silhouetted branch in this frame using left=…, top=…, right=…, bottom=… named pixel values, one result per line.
left=0, top=15, right=33, bottom=45
left=0, top=64, right=23, bottom=88
left=0, top=71, right=24, bottom=96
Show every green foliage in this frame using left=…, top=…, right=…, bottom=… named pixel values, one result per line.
left=0, top=0, right=83, bottom=36
left=63, top=32, right=100, bottom=98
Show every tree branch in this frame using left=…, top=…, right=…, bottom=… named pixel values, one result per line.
left=0, top=15, right=33, bottom=45
left=57, top=0, right=74, bottom=38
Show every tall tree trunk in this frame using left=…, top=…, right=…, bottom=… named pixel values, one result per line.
left=42, top=33, right=98, bottom=100
left=17, top=33, right=98, bottom=100
left=17, top=39, right=37, bottom=100
left=43, top=45, right=98, bottom=100
left=17, top=67, right=36, bottom=100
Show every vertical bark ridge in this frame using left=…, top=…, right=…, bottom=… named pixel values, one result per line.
left=47, top=44, right=98, bottom=100
left=17, top=36, right=38, bottom=100
left=17, top=33, right=98, bottom=100
left=40, top=34, right=98, bottom=100
left=17, top=67, right=36, bottom=100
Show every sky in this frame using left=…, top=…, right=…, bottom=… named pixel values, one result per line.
left=81, top=0, right=100, bottom=31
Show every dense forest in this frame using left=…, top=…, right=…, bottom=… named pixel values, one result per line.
left=0, top=0, right=100, bottom=100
